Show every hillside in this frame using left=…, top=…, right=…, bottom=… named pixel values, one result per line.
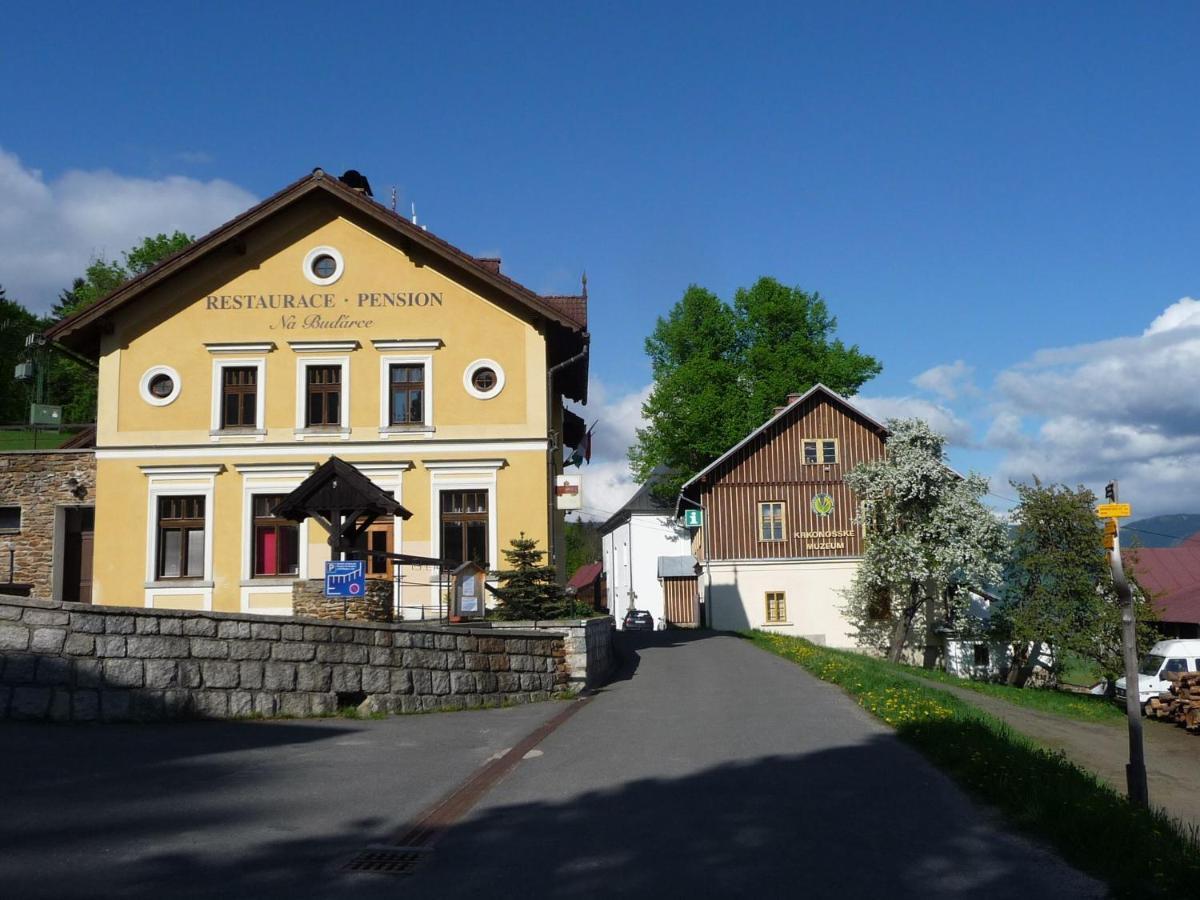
left=1124, top=514, right=1200, bottom=548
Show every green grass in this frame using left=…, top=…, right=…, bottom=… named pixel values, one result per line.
left=1060, top=653, right=1106, bottom=688
left=896, top=661, right=1125, bottom=725
left=0, top=429, right=71, bottom=450
left=746, top=630, right=1200, bottom=898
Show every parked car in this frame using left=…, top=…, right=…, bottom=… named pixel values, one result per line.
left=1115, top=639, right=1200, bottom=710
left=623, top=609, right=655, bottom=631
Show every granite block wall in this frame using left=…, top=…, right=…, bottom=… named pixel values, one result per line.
left=0, top=594, right=569, bottom=722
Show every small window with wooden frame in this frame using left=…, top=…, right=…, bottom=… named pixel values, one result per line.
left=306, top=365, right=342, bottom=427
left=765, top=591, right=787, bottom=623
left=803, top=438, right=838, bottom=465
left=251, top=495, right=299, bottom=578
left=221, top=366, right=258, bottom=428
left=156, top=495, right=206, bottom=580
left=758, top=501, right=785, bottom=542
left=389, top=363, right=425, bottom=425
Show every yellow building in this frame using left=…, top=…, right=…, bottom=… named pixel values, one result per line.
left=45, top=168, right=589, bottom=617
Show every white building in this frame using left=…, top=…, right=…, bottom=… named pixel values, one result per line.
left=600, top=479, right=696, bottom=629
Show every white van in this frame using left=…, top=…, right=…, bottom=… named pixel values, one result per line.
left=1115, top=639, right=1200, bottom=709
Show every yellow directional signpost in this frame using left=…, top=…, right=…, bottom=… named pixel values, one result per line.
left=1098, top=480, right=1148, bottom=808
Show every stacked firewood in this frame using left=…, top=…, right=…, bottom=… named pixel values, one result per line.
left=1146, top=672, right=1200, bottom=732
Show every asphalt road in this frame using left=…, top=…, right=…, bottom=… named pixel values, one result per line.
left=1, top=632, right=1105, bottom=898
left=396, top=631, right=1104, bottom=899
left=0, top=700, right=563, bottom=899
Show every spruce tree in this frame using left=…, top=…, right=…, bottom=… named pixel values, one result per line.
left=491, top=533, right=569, bottom=620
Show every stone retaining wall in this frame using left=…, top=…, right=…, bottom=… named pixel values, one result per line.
left=292, top=578, right=393, bottom=622
left=490, top=617, right=614, bottom=692
left=0, top=594, right=567, bottom=723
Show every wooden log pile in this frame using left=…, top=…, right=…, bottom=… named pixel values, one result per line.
left=1146, top=671, right=1200, bottom=733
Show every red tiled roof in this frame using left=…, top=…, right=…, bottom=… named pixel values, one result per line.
left=1129, top=536, right=1200, bottom=624
left=567, top=561, right=603, bottom=590
left=541, top=295, right=587, bottom=328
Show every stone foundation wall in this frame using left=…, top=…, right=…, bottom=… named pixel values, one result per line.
left=0, top=451, right=96, bottom=599
left=292, top=578, right=393, bottom=622
left=0, top=594, right=568, bottom=722
left=490, top=617, right=614, bottom=692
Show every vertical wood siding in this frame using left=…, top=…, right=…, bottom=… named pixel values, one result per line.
left=698, top=395, right=885, bottom=561
left=663, top=576, right=699, bottom=626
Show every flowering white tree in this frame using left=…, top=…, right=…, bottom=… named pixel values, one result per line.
left=844, top=419, right=1007, bottom=664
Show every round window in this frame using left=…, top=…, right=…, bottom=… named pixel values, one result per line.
left=302, top=246, right=344, bottom=285
left=148, top=373, right=175, bottom=398
left=471, top=367, right=497, bottom=393
left=311, top=254, right=337, bottom=279
left=463, top=359, right=505, bottom=399
left=139, top=365, right=181, bottom=406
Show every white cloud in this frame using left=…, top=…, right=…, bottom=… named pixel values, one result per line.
left=912, top=359, right=977, bottom=400
left=854, top=394, right=974, bottom=446
left=988, top=297, right=1200, bottom=515
left=0, top=148, right=257, bottom=313
left=567, top=380, right=651, bottom=522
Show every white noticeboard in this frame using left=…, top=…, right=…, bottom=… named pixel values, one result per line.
left=555, top=474, right=582, bottom=510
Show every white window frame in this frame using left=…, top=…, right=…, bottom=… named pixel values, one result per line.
left=463, top=358, right=506, bottom=400
left=295, top=355, right=351, bottom=439
left=141, top=465, right=220, bottom=609
left=210, top=357, right=267, bottom=440
left=236, top=465, right=314, bottom=615
left=427, top=460, right=503, bottom=586
left=139, top=365, right=182, bottom=407
left=379, top=354, right=434, bottom=436
left=355, top=463, right=413, bottom=616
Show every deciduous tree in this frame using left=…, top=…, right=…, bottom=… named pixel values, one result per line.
left=991, top=480, right=1157, bottom=688
left=630, top=278, right=880, bottom=500
left=843, top=419, right=1007, bottom=664
left=46, top=231, right=194, bottom=422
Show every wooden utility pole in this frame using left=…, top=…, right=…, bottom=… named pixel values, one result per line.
left=1101, top=480, right=1148, bottom=808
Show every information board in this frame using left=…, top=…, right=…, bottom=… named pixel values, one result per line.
left=325, top=560, right=365, bottom=598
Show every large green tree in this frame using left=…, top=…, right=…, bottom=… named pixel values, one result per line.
left=843, top=418, right=1007, bottom=665
left=629, top=278, right=880, bottom=499
left=991, top=480, right=1157, bottom=689
left=46, top=231, right=194, bottom=422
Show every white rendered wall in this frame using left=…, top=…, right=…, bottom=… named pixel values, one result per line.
left=602, top=514, right=691, bottom=629
left=707, top=558, right=860, bottom=647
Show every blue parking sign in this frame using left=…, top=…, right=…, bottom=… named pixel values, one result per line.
left=325, top=560, right=366, bottom=598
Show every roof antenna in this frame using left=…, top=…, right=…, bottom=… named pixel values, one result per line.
left=390, top=186, right=397, bottom=212
left=581, top=270, right=588, bottom=299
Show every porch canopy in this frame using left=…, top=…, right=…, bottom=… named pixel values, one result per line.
left=273, top=456, right=412, bottom=560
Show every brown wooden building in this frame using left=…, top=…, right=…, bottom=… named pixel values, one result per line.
left=678, top=384, right=887, bottom=644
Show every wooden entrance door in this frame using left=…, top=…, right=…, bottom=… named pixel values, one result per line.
left=356, top=518, right=394, bottom=580
left=62, top=507, right=94, bottom=604
left=663, top=576, right=699, bottom=627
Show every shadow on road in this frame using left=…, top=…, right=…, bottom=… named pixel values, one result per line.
left=0, top=693, right=1104, bottom=898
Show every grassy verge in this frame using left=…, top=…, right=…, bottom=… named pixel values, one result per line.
left=0, top=429, right=71, bottom=450
left=897, top=661, right=1124, bottom=725
left=746, top=630, right=1200, bottom=898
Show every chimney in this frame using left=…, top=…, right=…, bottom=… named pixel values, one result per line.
left=773, top=406, right=787, bottom=417
left=476, top=257, right=502, bottom=274
left=787, top=393, right=802, bottom=404
left=338, top=169, right=373, bottom=197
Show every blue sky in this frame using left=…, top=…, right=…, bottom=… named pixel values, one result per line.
left=3, top=2, right=1200, bottom=519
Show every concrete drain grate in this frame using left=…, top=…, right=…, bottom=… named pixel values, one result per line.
left=342, top=845, right=430, bottom=876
